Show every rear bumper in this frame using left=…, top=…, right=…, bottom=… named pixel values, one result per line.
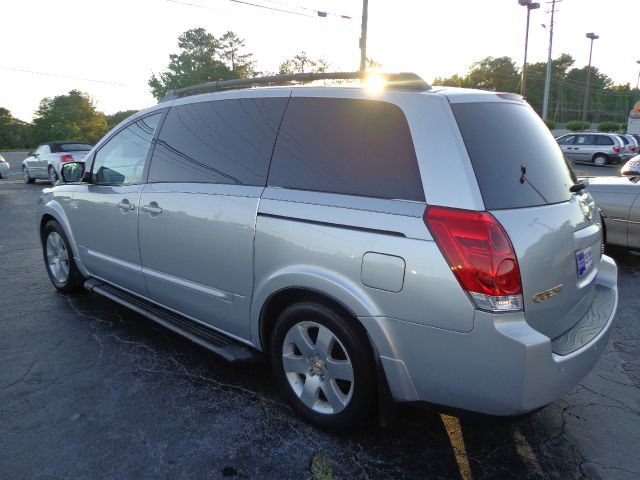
left=361, top=254, right=618, bottom=415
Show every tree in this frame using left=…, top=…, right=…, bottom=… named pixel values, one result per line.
left=106, top=110, right=139, bottom=130
left=467, top=56, right=519, bottom=92
left=0, top=108, right=32, bottom=149
left=32, top=90, right=108, bottom=144
left=220, top=31, right=256, bottom=78
left=149, top=28, right=254, bottom=100
left=279, top=51, right=329, bottom=74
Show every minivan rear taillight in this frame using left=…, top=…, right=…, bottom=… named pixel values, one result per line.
left=613, top=146, right=621, bottom=153
left=424, top=206, right=523, bottom=312
left=59, top=154, right=74, bottom=163
left=630, top=146, right=636, bottom=152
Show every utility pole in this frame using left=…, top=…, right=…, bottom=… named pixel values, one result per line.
left=542, top=0, right=559, bottom=121
left=359, top=0, right=368, bottom=75
left=581, top=33, right=599, bottom=122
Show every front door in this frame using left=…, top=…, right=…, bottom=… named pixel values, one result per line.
left=71, top=113, right=163, bottom=295
left=628, top=190, right=640, bottom=249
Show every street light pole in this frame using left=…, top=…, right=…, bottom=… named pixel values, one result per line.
left=541, top=0, right=558, bottom=121
left=636, top=60, right=640, bottom=90
left=581, top=32, right=599, bottom=122
left=359, top=0, right=368, bottom=75
left=519, top=0, right=540, bottom=97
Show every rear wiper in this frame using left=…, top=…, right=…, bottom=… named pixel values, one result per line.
left=519, top=164, right=548, bottom=203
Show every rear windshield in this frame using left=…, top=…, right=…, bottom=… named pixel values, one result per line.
left=451, top=102, right=573, bottom=210
left=56, top=143, right=92, bottom=152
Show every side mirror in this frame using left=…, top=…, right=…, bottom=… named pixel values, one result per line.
left=621, top=156, right=640, bottom=177
left=60, top=162, right=85, bottom=183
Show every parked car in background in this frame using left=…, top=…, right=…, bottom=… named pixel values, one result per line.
left=556, top=132, right=629, bottom=166
left=586, top=156, right=640, bottom=249
left=0, top=154, right=10, bottom=179
left=615, top=134, right=638, bottom=157
left=37, top=73, right=618, bottom=430
left=22, top=141, right=92, bottom=184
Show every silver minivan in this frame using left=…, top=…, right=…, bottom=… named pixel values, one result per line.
left=37, top=73, right=618, bottom=430
left=556, top=132, right=628, bottom=166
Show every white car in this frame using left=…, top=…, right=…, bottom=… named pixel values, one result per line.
left=22, top=141, right=92, bottom=184
left=0, top=154, right=10, bottom=179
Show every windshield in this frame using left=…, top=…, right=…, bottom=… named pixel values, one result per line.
left=451, top=102, right=574, bottom=210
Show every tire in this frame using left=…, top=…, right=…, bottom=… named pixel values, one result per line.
left=23, top=166, right=35, bottom=184
left=48, top=165, right=59, bottom=185
left=42, top=220, right=84, bottom=293
left=593, top=155, right=608, bottom=167
left=270, top=302, right=375, bottom=431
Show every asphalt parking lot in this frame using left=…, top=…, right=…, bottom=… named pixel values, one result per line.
left=1, top=152, right=639, bottom=479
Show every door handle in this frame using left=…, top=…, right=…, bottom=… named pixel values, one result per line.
left=117, top=200, right=135, bottom=211
left=142, top=202, right=163, bottom=215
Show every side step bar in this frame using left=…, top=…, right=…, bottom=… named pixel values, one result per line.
left=84, top=279, right=261, bottom=364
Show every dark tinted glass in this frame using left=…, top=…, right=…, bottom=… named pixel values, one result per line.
left=616, top=135, right=628, bottom=145
left=149, top=97, right=287, bottom=185
left=575, top=135, right=595, bottom=145
left=58, top=143, right=92, bottom=152
left=268, top=97, right=424, bottom=201
left=596, top=135, right=614, bottom=146
left=452, top=102, right=573, bottom=210
left=557, top=135, right=575, bottom=145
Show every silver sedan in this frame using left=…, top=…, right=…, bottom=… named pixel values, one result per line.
left=587, top=156, right=640, bottom=249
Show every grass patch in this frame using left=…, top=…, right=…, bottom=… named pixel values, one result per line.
left=310, top=453, right=333, bottom=480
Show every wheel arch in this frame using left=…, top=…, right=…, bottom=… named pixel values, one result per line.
left=39, top=203, right=89, bottom=278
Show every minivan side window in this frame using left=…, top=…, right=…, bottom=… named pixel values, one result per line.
left=148, top=98, right=288, bottom=186
left=92, top=113, right=161, bottom=185
left=268, top=97, right=425, bottom=202
left=575, top=135, right=595, bottom=145
left=557, top=135, right=575, bottom=145
left=596, top=136, right=614, bottom=146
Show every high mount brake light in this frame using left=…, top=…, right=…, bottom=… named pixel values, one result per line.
left=424, top=206, right=523, bottom=312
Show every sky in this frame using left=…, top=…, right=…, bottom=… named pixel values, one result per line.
left=1, top=0, right=638, bottom=122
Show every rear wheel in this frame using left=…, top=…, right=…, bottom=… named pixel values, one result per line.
left=48, top=166, right=59, bottom=185
left=23, top=166, right=35, bottom=184
left=593, top=154, right=608, bottom=167
left=42, top=220, right=84, bottom=293
left=270, top=302, right=375, bottom=431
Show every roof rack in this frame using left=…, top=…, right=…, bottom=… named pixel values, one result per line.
left=159, top=71, right=430, bottom=102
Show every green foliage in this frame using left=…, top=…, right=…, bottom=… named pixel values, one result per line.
left=149, top=28, right=256, bottom=100
left=468, top=56, right=519, bottom=92
left=0, top=107, right=32, bottom=148
left=32, top=90, right=108, bottom=145
left=544, top=119, right=557, bottom=130
left=106, top=110, right=139, bottom=130
left=566, top=120, right=590, bottom=132
left=310, top=454, right=333, bottom=480
left=279, top=51, right=329, bottom=74
left=598, top=121, right=620, bottom=132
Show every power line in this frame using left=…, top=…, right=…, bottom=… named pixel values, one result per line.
left=0, top=66, right=130, bottom=87
left=166, top=0, right=353, bottom=20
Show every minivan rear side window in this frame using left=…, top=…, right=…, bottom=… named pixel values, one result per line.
left=268, top=97, right=425, bottom=202
left=452, top=102, right=573, bottom=210
left=149, top=97, right=287, bottom=185
left=596, top=135, right=614, bottom=146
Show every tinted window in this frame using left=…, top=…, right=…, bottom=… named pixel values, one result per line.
left=575, top=135, right=595, bottom=145
left=92, top=113, right=161, bottom=185
left=58, top=143, right=92, bottom=152
left=616, top=135, right=628, bottom=145
left=557, top=135, right=575, bottom=145
left=596, top=135, right=614, bottom=146
left=268, top=97, right=424, bottom=201
left=452, top=102, right=573, bottom=210
left=149, top=98, right=287, bottom=185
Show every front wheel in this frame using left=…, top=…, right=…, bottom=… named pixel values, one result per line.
left=593, top=155, right=608, bottom=167
left=42, top=220, right=84, bottom=293
left=23, top=166, right=35, bottom=184
left=270, top=302, right=375, bottom=431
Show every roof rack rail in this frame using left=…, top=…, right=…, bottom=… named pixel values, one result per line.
left=160, top=71, right=430, bottom=102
